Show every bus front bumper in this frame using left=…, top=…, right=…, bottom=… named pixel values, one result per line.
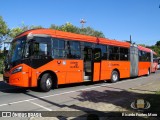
left=3, top=71, right=29, bottom=87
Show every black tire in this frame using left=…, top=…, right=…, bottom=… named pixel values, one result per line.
left=110, top=70, right=119, bottom=83
left=147, top=69, right=150, bottom=76
left=39, top=73, right=53, bottom=92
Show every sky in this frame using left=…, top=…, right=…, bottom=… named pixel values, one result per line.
left=0, top=0, right=160, bottom=46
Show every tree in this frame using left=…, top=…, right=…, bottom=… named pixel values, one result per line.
left=60, top=22, right=78, bottom=33
left=50, top=23, right=79, bottom=33
left=50, top=24, right=60, bottom=30
left=156, top=41, right=160, bottom=46
left=79, top=27, right=105, bottom=38
left=149, top=46, right=160, bottom=57
left=0, top=16, right=9, bottom=41
left=138, top=44, right=146, bottom=47
left=50, top=23, right=105, bottom=38
left=30, top=25, right=43, bottom=29
left=0, top=16, right=9, bottom=72
left=9, top=27, right=24, bottom=38
left=9, top=25, right=43, bottom=38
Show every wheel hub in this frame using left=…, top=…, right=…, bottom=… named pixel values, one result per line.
left=46, top=78, right=51, bottom=88
left=113, top=74, right=117, bottom=81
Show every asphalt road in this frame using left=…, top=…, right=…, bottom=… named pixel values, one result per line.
left=0, top=70, right=159, bottom=120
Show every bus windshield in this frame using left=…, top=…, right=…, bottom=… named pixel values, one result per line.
left=9, top=37, right=26, bottom=63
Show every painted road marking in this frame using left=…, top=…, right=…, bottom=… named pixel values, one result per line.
left=0, top=76, right=148, bottom=108
left=28, top=101, right=52, bottom=111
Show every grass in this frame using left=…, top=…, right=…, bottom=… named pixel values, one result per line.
left=155, top=91, right=160, bottom=95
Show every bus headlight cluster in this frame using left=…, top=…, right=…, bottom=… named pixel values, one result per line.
left=11, top=66, right=22, bottom=74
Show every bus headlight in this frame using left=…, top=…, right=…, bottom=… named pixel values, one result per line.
left=11, top=66, right=22, bottom=74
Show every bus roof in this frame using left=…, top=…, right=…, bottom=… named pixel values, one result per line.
left=138, top=45, right=151, bottom=53
left=138, top=45, right=157, bottom=55
left=15, top=28, right=131, bottom=48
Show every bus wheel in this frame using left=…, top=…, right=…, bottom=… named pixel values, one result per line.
left=39, top=73, right=53, bottom=92
left=110, top=70, right=119, bottom=83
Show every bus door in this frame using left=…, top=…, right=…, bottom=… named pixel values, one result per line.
left=83, top=47, right=93, bottom=81
left=93, top=48, right=101, bottom=81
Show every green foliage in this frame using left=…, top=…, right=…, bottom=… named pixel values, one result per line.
left=9, top=23, right=105, bottom=38
left=60, top=23, right=78, bottom=33
left=156, top=41, right=160, bottom=46
left=149, top=46, right=160, bottom=57
left=50, top=23, right=105, bottom=38
left=138, top=44, right=146, bottom=47
left=9, top=25, right=43, bottom=38
left=50, top=24, right=60, bottom=30
left=0, top=16, right=9, bottom=40
left=0, top=16, right=8, bottom=36
left=0, top=53, right=4, bottom=73
left=9, top=27, right=24, bottom=38
left=30, top=25, right=43, bottom=29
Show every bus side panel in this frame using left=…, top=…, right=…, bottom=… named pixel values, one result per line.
left=30, top=68, right=39, bottom=87
left=113, top=61, right=130, bottom=79
left=138, top=62, right=150, bottom=76
left=93, top=62, right=100, bottom=81
left=35, top=60, right=67, bottom=85
left=100, top=60, right=110, bottom=80
left=31, top=59, right=83, bottom=86
left=66, top=60, right=83, bottom=83
left=103, top=61, right=130, bottom=80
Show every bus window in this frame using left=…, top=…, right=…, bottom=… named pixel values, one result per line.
left=120, top=47, right=129, bottom=61
left=139, top=50, right=150, bottom=62
left=84, top=42, right=93, bottom=61
left=67, top=41, right=81, bottom=59
left=32, top=43, right=48, bottom=56
left=146, top=53, right=151, bottom=62
left=30, top=37, right=51, bottom=59
left=94, top=48, right=101, bottom=62
left=52, top=39, right=65, bottom=58
left=108, top=46, right=119, bottom=60
left=94, top=44, right=107, bottom=60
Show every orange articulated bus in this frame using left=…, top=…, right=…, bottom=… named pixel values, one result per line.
left=3, top=29, right=158, bottom=92
left=138, top=46, right=158, bottom=76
